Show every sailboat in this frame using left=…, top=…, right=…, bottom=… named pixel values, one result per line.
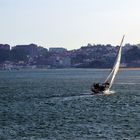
left=91, top=35, right=125, bottom=94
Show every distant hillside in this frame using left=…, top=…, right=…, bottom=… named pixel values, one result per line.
left=71, top=44, right=140, bottom=68
left=0, top=43, right=140, bottom=68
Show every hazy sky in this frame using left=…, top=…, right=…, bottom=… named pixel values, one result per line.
left=0, top=0, right=140, bottom=50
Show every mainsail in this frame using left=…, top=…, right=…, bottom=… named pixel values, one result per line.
left=104, top=35, right=125, bottom=90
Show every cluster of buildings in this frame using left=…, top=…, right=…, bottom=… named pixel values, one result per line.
left=0, top=44, right=71, bottom=69
left=0, top=42, right=140, bottom=69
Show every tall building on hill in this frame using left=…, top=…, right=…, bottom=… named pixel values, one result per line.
left=12, top=44, right=38, bottom=57
left=0, top=44, right=10, bottom=63
left=0, top=44, right=10, bottom=50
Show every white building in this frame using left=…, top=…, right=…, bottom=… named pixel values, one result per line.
left=49, top=47, right=67, bottom=53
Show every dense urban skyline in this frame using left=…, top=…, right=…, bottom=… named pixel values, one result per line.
left=0, top=0, right=140, bottom=50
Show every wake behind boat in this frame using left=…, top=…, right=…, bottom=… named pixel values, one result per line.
left=91, top=35, right=125, bottom=94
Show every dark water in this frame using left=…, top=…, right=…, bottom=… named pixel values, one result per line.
left=0, top=69, right=140, bottom=140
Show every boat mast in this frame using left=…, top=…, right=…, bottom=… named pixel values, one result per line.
left=105, top=35, right=125, bottom=90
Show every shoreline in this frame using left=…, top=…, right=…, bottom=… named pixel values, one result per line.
left=120, top=67, right=140, bottom=70
left=0, top=67, right=140, bottom=71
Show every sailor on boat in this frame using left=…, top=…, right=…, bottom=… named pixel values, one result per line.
left=91, top=82, right=110, bottom=94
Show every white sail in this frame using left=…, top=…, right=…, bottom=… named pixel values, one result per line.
left=105, top=35, right=125, bottom=90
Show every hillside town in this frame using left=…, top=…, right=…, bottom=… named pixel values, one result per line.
left=0, top=43, right=140, bottom=70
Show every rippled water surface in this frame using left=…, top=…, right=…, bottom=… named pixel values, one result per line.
left=0, top=69, right=140, bottom=140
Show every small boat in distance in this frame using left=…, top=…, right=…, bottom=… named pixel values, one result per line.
left=91, top=35, right=125, bottom=94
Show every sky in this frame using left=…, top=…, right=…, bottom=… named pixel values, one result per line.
left=0, top=0, right=140, bottom=50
